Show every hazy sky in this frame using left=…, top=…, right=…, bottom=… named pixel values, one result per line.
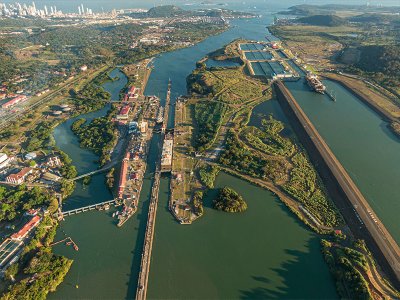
left=1, top=0, right=399, bottom=12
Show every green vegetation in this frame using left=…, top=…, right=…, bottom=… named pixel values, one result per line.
left=146, top=5, right=186, bottom=18
left=106, top=168, right=115, bottom=190
left=219, top=116, right=341, bottom=226
left=2, top=219, right=72, bottom=300
left=193, top=101, right=226, bottom=152
left=198, top=165, right=220, bottom=189
left=82, top=176, right=91, bottom=185
left=242, top=117, right=295, bottom=156
left=71, top=72, right=111, bottom=113
left=58, top=149, right=77, bottom=180
left=297, top=15, right=347, bottom=27
left=219, top=131, right=267, bottom=178
left=25, top=121, right=54, bottom=152
left=188, top=68, right=263, bottom=104
left=284, top=152, right=340, bottom=227
left=281, top=4, right=400, bottom=16
left=0, top=185, right=53, bottom=222
left=213, top=186, right=247, bottom=213
left=321, top=239, right=372, bottom=299
left=192, top=191, right=204, bottom=216
left=71, top=108, right=117, bottom=166
left=352, top=45, right=400, bottom=89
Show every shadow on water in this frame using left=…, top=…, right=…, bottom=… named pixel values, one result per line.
left=240, top=239, right=329, bottom=299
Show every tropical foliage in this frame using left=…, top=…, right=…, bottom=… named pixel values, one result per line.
left=213, top=186, right=247, bottom=213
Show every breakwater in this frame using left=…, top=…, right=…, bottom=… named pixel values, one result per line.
left=274, top=80, right=400, bottom=288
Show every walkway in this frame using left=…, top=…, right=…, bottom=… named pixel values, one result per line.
left=56, top=199, right=117, bottom=218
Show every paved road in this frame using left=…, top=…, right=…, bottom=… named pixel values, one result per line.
left=275, top=81, right=400, bottom=285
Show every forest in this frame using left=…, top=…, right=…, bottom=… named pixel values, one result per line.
left=193, top=101, right=226, bottom=152
left=0, top=185, right=54, bottom=222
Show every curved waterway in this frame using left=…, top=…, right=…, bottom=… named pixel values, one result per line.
left=50, top=16, right=338, bottom=299
left=285, top=79, right=400, bottom=244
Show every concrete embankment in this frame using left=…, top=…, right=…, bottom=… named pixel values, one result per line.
left=274, top=80, right=400, bottom=289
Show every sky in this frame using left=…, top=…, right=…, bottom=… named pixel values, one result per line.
left=1, top=0, right=399, bottom=12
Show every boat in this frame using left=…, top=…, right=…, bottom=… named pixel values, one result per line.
left=156, top=106, right=164, bottom=124
left=305, top=72, right=326, bottom=94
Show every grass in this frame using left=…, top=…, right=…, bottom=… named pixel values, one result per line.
left=193, top=100, right=226, bottom=152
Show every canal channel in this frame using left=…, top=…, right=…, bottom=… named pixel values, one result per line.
left=46, top=10, right=400, bottom=299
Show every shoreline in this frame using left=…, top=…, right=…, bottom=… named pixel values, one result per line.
left=323, top=73, right=400, bottom=139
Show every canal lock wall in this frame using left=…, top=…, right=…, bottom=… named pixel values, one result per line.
left=273, top=80, right=400, bottom=289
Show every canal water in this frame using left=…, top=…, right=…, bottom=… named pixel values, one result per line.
left=285, top=79, right=400, bottom=244
left=147, top=173, right=336, bottom=299
left=50, top=14, right=339, bottom=299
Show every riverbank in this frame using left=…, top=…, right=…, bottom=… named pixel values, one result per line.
left=322, top=73, right=400, bottom=139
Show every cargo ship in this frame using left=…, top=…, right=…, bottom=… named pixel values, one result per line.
left=156, top=106, right=164, bottom=124
left=305, top=73, right=326, bottom=94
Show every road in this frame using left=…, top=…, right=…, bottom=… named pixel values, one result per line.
left=274, top=80, right=400, bottom=286
left=0, top=66, right=109, bottom=130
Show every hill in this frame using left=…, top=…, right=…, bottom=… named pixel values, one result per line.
left=355, top=45, right=400, bottom=85
left=281, top=4, right=400, bottom=16
left=147, top=5, right=187, bottom=18
left=348, top=13, right=400, bottom=24
left=297, top=15, right=347, bottom=27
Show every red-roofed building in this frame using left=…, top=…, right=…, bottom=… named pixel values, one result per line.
left=118, top=153, right=130, bottom=198
left=11, top=215, right=41, bottom=241
left=1, top=95, right=28, bottom=109
left=6, top=167, right=33, bottom=185
left=128, top=86, right=136, bottom=94
left=127, top=86, right=139, bottom=100
left=116, top=106, right=131, bottom=120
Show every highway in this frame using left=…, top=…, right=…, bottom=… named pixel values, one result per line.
left=274, top=80, right=400, bottom=286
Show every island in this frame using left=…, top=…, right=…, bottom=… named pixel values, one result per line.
left=213, top=186, right=247, bottom=213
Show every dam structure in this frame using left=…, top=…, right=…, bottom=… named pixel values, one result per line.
left=274, top=80, right=400, bottom=288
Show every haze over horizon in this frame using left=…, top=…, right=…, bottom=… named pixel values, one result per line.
left=0, top=0, right=399, bottom=13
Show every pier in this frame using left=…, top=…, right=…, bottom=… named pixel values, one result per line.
left=56, top=199, right=117, bottom=218
left=162, top=79, right=171, bottom=132
left=135, top=170, right=161, bottom=300
left=274, top=80, right=400, bottom=287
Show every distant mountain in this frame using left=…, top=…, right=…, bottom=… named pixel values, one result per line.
left=147, top=5, right=187, bottom=18
left=297, top=15, right=347, bottom=27
left=348, top=13, right=400, bottom=24
left=281, top=4, right=400, bottom=16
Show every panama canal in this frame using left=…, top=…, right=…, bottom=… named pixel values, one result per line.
left=48, top=6, right=400, bottom=299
